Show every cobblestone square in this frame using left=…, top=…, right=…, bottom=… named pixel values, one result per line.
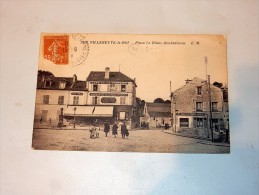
left=32, top=129, right=230, bottom=153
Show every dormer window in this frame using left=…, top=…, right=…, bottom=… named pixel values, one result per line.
left=121, top=85, right=126, bottom=92
left=93, top=84, right=98, bottom=91
left=59, top=81, right=66, bottom=89
left=197, top=86, right=202, bottom=95
left=44, top=80, right=52, bottom=88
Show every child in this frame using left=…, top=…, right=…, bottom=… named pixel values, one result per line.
left=89, top=123, right=97, bottom=139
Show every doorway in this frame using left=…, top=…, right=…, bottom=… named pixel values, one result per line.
left=42, top=110, right=48, bottom=122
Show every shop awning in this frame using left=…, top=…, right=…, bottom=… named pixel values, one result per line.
left=64, top=106, right=114, bottom=117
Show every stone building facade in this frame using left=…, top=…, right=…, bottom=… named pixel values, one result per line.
left=84, top=67, right=138, bottom=128
left=34, top=74, right=86, bottom=126
left=171, top=77, right=228, bottom=138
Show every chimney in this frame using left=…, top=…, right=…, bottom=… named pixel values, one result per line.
left=73, top=74, right=77, bottom=82
left=105, top=67, right=110, bottom=79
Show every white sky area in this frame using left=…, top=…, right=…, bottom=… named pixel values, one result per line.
left=39, top=34, right=227, bottom=102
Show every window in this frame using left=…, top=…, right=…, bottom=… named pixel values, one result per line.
left=197, top=118, right=203, bottom=127
left=73, top=96, right=79, bottom=105
left=212, top=102, right=218, bottom=111
left=120, top=97, right=126, bottom=105
left=58, top=96, right=64, bottom=105
left=43, top=95, right=49, bottom=104
left=59, top=81, right=66, bottom=89
left=125, top=112, right=129, bottom=120
left=92, top=97, right=98, bottom=105
left=119, top=112, right=126, bottom=120
left=44, top=80, right=52, bottom=88
left=180, top=118, right=189, bottom=127
left=93, top=84, right=98, bottom=91
left=197, top=86, right=202, bottom=95
left=110, top=84, right=117, bottom=92
left=196, top=102, right=203, bottom=111
left=121, top=85, right=126, bottom=92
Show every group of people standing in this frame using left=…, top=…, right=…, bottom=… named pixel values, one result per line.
left=90, top=120, right=129, bottom=139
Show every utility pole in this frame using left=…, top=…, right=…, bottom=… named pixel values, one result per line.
left=208, top=75, right=213, bottom=142
left=205, top=56, right=213, bottom=141
left=170, top=81, right=172, bottom=94
left=204, top=56, right=210, bottom=139
left=204, top=56, right=208, bottom=80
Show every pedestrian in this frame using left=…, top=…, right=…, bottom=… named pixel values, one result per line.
left=125, top=127, right=129, bottom=138
left=40, top=117, right=42, bottom=124
left=121, top=122, right=127, bottom=139
left=112, top=122, right=118, bottom=138
left=89, top=122, right=97, bottom=139
left=104, top=120, right=110, bottom=137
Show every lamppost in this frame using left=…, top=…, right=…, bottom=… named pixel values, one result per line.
left=73, top=107, right=77, bottom=129
left=60, top=108, right=64, bottom=125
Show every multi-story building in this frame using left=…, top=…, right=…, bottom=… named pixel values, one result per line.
left=84, top=67, right=138, bottom=128
left=171, top=77, right=228, bottom=138
left=34, top=67, right=138, bottom=128
left=34, top=74, right=86, bottom=125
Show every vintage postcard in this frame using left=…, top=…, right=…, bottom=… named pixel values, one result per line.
left=32, top=33, right=230, bottom=153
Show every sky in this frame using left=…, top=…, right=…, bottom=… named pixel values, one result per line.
left=39, top=33, right=227, bottom=102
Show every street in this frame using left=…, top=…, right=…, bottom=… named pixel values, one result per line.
left=32, top=129, right=230, bottom=153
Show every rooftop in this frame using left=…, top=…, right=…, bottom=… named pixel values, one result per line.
left=37, top=76, right=86, bottom=91
left=86, top=71, right=137, bottom=86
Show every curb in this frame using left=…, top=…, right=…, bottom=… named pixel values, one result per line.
left=164, top=131, right=230, bottom=147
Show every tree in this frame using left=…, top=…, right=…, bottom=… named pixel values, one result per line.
left=166, top=100, right=171, bottom=103
left=213, top=81, right=223, bottom=89
left=140, top=100, right=146, bottom=109
left=38, top=70, right=54, bottom=77
left=154, top=98, right=165, bottom=103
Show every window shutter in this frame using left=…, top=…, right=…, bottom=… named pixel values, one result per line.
left=97, top=97, right=100, bottom=104
left=219, top=102, right=222, bottom=111
left=193, top=100, right=196, bottom=111
left=203, top=102, right=206, bottom=111
left=125, top=84, right=128, bottom=92
left=92, top=97, right=95, bottom=104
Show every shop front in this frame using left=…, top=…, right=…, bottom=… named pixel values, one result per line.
left=63, top=105, right=115, bottom=126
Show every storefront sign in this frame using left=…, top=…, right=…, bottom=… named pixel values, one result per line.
left=176, top=112, right=206, bottom=116
left=89, top=93, right=128, bottom=96
left=101, top=97, right=117, bottom=103
left=71, top=92, right=84, bottom=95
left=90, top=81, right=129, bottom=84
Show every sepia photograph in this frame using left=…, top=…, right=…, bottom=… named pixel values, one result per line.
left=32, top=33, right=230, bottom=153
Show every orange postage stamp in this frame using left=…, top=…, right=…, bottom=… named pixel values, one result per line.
left=43, top=35, right=69, bottom=64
